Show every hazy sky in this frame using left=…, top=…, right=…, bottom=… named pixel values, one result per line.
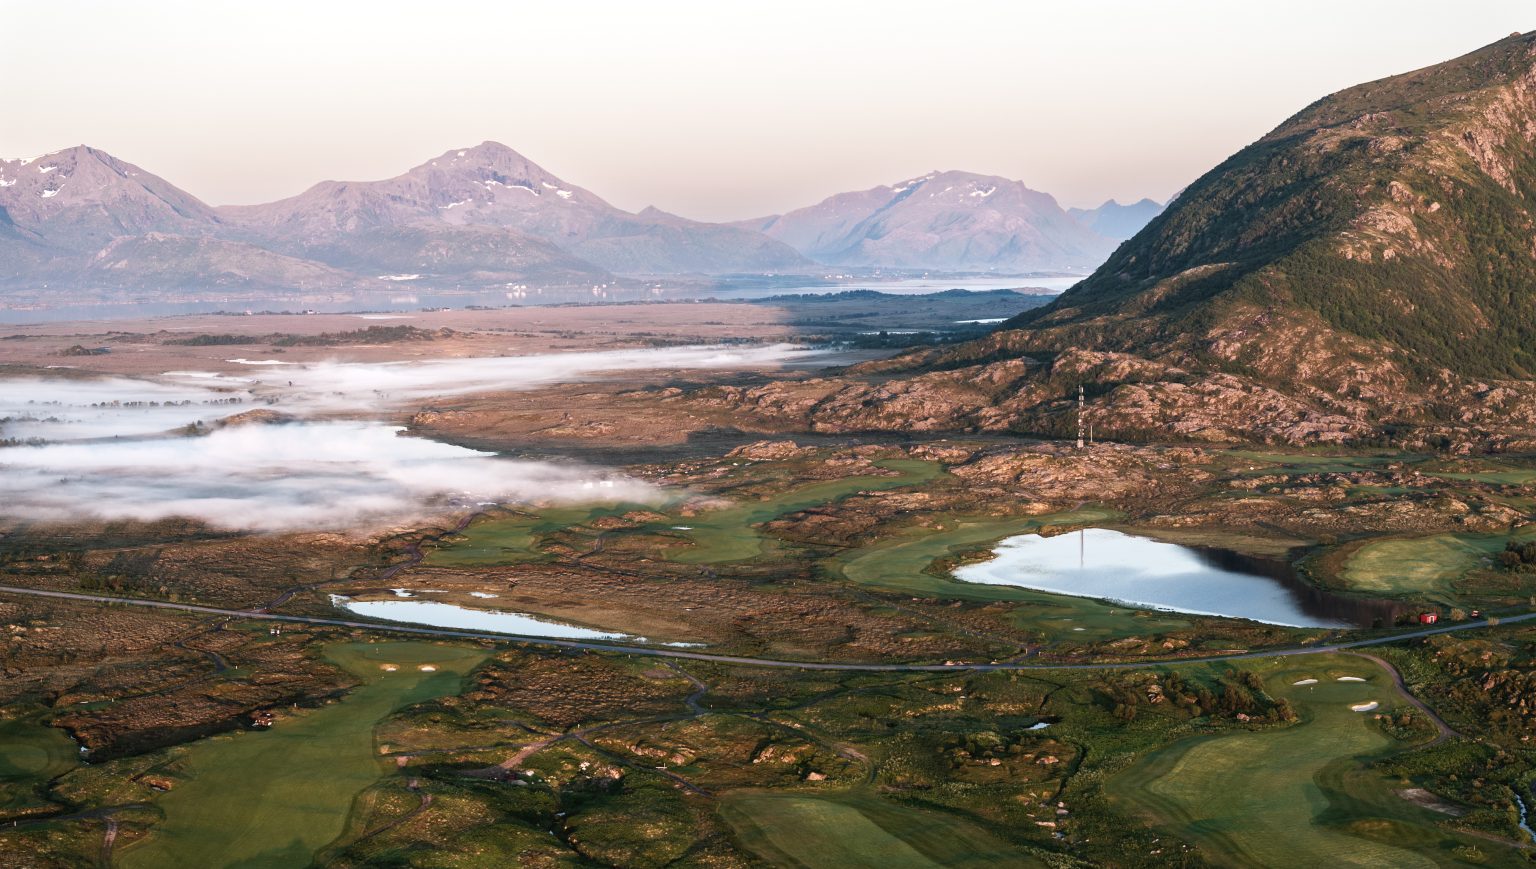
left=4, top=1, right=1532, bottom=220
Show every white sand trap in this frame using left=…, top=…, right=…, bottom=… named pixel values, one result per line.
left=1293, top=678, right=1319, bottom=686
left=1351, top=701, right=1379, bottom=712
left=418, top=665, right=437, bottom=672
left=380, top=664, right=399, bottom=672
left=1336, top=676, right=1367, bottom=682
left=470, top=591, right=499, bottom=598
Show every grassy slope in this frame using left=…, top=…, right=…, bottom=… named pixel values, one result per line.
left=118, top=642, right=486, bottom=869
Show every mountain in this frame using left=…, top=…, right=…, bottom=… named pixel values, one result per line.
left=0, top=146, right=372, bottom=291
left=1067, top=197, right=1164, bottom=241
left=221, top=142, right=810, bottom=277
left=739, top=170, right=1115, bottom=272
left=0, top=142, right=815, bottom=297
left=0, top=146, right=218, bottom=245
left=715, top=33, right=1536, bottom=449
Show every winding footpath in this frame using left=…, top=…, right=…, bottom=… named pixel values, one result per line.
left=2, top=582, right=1533, bottom=673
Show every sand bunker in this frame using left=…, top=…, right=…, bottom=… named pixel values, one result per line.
left=1336, top=676, right=1366, bottom=682
left=1351, top=701, right=1379, bottom=712
left=380, top=664, right=399, bottom=672
left=1293, top=678, right=1319, bottom=686
left=419, top=665, right=438, bottom=672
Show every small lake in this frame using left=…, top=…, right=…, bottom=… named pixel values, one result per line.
left=954, top=528, right=1394, bottom=628
left=333, top=596, right=628, bottom=641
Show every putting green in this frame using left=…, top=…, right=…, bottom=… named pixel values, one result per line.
left=719, top=791, right=1040, bottom=868
left=119, top=642, right=486, bottom=869
left=834, top=511, right=1193, bottom=642
left=0, top=717, right=78, bottom=815
left=1109, top=657, right=1498, bottom=867
left=1340, top=531, right=1533, bottom=598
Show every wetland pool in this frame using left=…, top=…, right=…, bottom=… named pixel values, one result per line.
left=954, top=528, right=1395, bottom=628
left=333, top=595, right=629, bottom=640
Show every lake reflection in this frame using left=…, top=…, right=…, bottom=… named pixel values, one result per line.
left=954, top=528, right=1385, bottom=628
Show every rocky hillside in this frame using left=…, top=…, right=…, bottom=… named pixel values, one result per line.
left=713, top=33, right=1536, bottom=450
left=739, top=170, right=1114, bottom=272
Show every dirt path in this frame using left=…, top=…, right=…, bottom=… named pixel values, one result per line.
left=1350, top=652, right=1459, bottom=746
left=99, top=816, right=118, bottom=867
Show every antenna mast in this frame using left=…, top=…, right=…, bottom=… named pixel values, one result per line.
left=1076, top=384, right=1085, bottom=449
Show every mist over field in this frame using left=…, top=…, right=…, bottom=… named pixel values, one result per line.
left=0, top=421, right=654, bottom=531
left=0, top=344, right=810, bottom=530
left=170, top=343, right=818, bottom=409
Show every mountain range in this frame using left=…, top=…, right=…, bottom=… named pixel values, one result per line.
left=1067, top=198, right=1167, bottom=241
left=736, top=171, right=1129, bottom=272
left=715, top=31, right=1536, bottom=450
left=0, top=144, right=1161, bottom=298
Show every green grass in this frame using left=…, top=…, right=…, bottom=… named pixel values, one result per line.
left=1428, top=468, right=1536, bottom=485
left=119, top=642, right=487, bottom=869
left=719, top=791, right=1042, bottom=868
left=833, top=511, right=1194, bottom=642
left=1222, top=450, right=1416, bottom=475
left=1340, top=530, right=1536, bottom=599
left=670, top=459, right=944, bottom=564
left=0, top=717, right=78, bottom=815
left=1108, top=656, right=1519, bottom=867
left=425, top=504, right=648, bottom=566
left=430, top=460, right=945, bottom=568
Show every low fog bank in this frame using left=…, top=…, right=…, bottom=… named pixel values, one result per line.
left=0, top=376, right=238, bottom=441
left=0, top=421, right=655, bottom=531
left=171, top=343, right=818, bottom=412
left=0, top=343, right=807, bottom=531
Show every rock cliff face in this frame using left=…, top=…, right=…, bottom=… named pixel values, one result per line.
left=716, top=33, right=1536, bottom=449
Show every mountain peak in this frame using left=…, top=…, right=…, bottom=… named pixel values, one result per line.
left=754, top=168, right=1109, bottom=271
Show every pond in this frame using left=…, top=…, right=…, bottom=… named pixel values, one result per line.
left=954, top=528, right=1395, bottom=628
left=332, top=595, right=629, bottom=640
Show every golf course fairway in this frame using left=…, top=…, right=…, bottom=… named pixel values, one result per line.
left=670, top=459, right=944, bottom=564
left=719, top=791, right=1041, bottom=868
left=1108, top=656, right=1511, bottom=867
left=431, top=459, right=945, bottom=568
left=119, top=641, right=486, bottom=869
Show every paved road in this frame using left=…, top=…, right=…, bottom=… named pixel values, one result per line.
left=3, top=583, right=1534, bottom=673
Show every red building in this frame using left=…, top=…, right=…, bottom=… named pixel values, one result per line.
left=1418, top=612, right=1439, bottom=625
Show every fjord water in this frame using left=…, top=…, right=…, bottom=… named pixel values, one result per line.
left=955, top=528, right=1384, bottom=628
